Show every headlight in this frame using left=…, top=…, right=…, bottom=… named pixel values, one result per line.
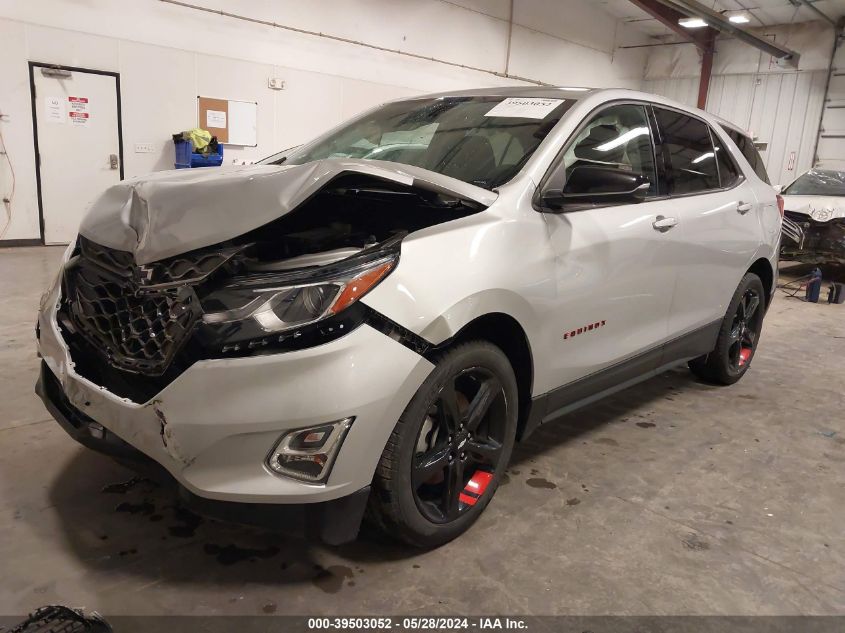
left=201, top=255, right=396, bottom=334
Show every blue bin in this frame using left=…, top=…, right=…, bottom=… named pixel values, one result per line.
left=174, top=139, right=224, bottom=169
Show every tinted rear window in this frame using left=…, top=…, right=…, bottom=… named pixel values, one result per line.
left=653, top=108, right=719, bottom=194
left=722, top=126, right=771, bottom=184
left=711, top=130, right=742, bottom=188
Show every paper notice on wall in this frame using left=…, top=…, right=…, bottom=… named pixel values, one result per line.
left=44, top=97, right=65, bottom=123
left=206, top=109, right=227, bottom=129
left=68, top=97, right=90, bottom=126
left=485, top=97, right=564, bottom=119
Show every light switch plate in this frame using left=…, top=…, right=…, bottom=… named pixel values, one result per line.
left=134, top=143, right=155, bottom=153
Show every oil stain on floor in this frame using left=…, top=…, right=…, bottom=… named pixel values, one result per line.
left=526, top=478, right=557, bottom=489
left=203, top=543, right=281, bottom=566
left=311, top=565, right=355, bottom=594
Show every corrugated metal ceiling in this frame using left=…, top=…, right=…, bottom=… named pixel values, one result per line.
left=598, top=0, right=845, bottom=37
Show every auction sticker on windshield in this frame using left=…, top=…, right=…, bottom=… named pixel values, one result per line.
left=485, top=97, right=564, bottom=119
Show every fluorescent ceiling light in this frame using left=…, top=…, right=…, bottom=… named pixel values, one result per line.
left=679, top=17, right=708, bottom=28
left=692, top=152, right=715, bottom=164
left=729, top=14, right=750, bottom=23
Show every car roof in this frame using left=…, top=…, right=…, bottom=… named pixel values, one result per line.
left=710, top=113, right=752, bottom=137
left=399, top=86, right=719, bottom=121
left=409, top=86, right=600, bottom=101
left=387, top=87, right=756, bottom=145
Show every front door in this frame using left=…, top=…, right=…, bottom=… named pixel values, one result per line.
left=32, top=64, right=122, bottom=244
left=539, top=103, right=677, bottom=400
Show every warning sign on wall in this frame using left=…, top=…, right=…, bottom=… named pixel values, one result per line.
left=68, top=96, right=90, bottom=126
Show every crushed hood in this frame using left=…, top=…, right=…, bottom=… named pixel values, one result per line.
left=781, top=195, right=845, bottom=223
left=79, top=159, right=498, bottom=265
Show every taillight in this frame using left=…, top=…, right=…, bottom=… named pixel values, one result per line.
left=776, top=194, right=785, bottom=218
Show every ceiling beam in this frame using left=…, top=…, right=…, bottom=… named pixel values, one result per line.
left=627, top=0, right=716, bottom=50
left=697, top=28, right=716, bottom=109
left=651, top=0, right=800, bottom=65
left=794, top=0, right=837, bottom=27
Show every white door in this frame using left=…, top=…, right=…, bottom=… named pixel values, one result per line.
left=649, top=106, right=762, bottom=336
left=33, top=65, right=122, bottom=244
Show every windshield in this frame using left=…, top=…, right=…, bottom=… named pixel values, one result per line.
left=784, top=169, right=845, bottom=196
left=262, top=96, right=576, bottom=190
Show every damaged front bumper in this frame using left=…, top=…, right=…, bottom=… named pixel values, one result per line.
left=36, top=361, right=371, bottom=544
left=781, top=213, right=845, bottom=264
left=36, top=272, right=434, bottom=543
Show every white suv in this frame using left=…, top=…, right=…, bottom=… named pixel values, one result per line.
left=36, top=88, right=781, bottom=547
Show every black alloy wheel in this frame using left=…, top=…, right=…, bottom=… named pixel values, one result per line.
left=368, top=341, right=518, bottom=548
left=689, top=272, right=766, bottom=385
left=411, top=367, right=507, bottom=523
left=727, top=287, right=762, bottom=372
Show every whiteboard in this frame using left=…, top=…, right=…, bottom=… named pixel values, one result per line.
left=227, top=100, right=257, bottom=146
left=196, top=96, right=257, bottom=146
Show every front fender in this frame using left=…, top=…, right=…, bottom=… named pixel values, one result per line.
left=416, top=288, right=540, bottom=347
left=360, top=207, right=554, bottom=375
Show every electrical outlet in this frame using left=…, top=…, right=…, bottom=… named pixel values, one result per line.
left=134, top=143, right=155, bottom=153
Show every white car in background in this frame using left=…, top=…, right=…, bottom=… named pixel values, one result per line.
left=36, top=87, right=781, bottom=547
left=779, top=168, right=845, bottom=264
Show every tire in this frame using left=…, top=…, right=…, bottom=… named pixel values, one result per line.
left=689, top=272, right=766, bottom=385
left=368, top=340, right=518, bottom=548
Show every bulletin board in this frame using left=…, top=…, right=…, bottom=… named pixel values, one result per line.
left=197, top=96, right=257, bottom=146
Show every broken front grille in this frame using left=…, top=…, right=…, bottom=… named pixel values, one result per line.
left=80, top=236, right=241, bottom=288
left=141, top=250, right=237, bottom=286
left=64, top=239, right=203, bottom=375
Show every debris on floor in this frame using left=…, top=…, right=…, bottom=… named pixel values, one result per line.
left=9, top=605, right=112, bottom=633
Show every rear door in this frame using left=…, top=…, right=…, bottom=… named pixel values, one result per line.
left=651, top=106, right=761, bottom=340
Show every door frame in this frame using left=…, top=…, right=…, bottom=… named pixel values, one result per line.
left=28, top=61, right=125, bottom=244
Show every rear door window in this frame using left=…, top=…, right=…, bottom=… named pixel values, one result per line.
left=653, top=107, right=720, bottom=195
left=711, top=129, right=742, bottom=188
left=722, top=126, right=771, bottom=185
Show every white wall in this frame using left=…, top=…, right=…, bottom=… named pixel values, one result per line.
left=644, top=21, right=836, bottom=186
left=0, top=0, right=649, bottom=242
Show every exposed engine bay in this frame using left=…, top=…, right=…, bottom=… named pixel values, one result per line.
left=238, top=174, right=482, bottom=265
left=56, top=173, right=484, bottom=402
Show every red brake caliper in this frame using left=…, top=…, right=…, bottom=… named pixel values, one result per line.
left=739, top=348, right=752, bottom=366
left=458, top=470, right=494, bottom=507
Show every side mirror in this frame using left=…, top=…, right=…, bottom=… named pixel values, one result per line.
left=541, top=164, right=650, bottom=211
left=773, top=184, right=784, bottom=194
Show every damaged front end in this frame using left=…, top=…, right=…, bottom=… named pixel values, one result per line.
left=781, top=211, right=845, bottom=265
left=57, top=166, right=488, bottom=403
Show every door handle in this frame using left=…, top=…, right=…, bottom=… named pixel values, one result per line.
left=737, top=201, right=753, bottom=214
left=109, top=154, right=119, bottom=170
left=652, top=215, right=678, bottom=232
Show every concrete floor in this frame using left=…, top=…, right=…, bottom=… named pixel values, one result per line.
left=1, top=245, right=844, bottom=617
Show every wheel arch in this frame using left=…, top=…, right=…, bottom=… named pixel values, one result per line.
left=747, top=257, right=775, bottom=307
left=428, top=312, right=534, bottom=439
